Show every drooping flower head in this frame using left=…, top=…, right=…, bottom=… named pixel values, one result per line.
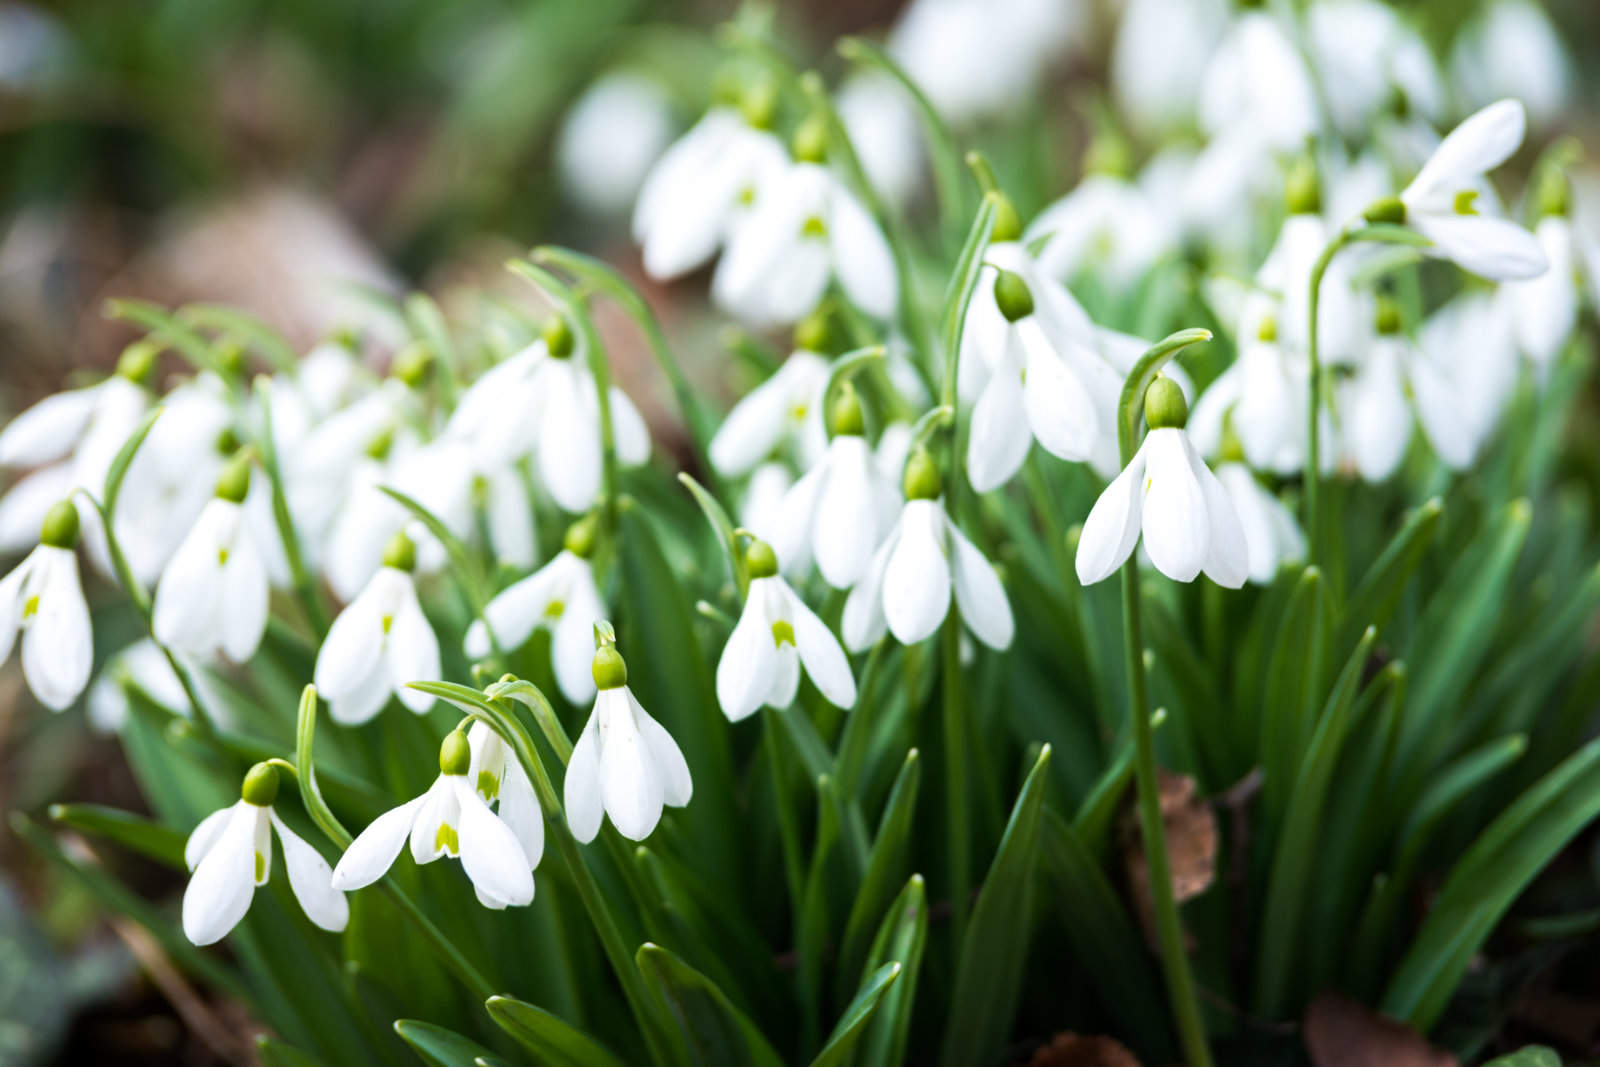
left=0, top=499, right=92, bottom=710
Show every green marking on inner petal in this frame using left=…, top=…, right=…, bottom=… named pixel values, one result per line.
left=789, top=402, right=809, bottom=422
left=545, top=599, right=565, bottom=619
left=801, top=215, right=827, bottom=238
left=381, top=613, right=394, bottom=634
left=218, top=547, right=230, bottom=566
left=738, top=186, right=756, bottom=206
left=1453, top=189, right=1479, bottom=216
left=477, top=770, right=500, bottom=800
left=22, top=595, right=39, bottom=619
left=435, top=822, right=459, bottom=855
left=771, top=620, right=795, bottom=648
left=255, top=851, right=265, bottom=882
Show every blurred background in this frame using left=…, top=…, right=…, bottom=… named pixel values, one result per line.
left=1, top=0, right=1599, bottom=1061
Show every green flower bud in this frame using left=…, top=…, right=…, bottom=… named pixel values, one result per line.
left=365, top=426, right=394, bottom=461
left=902, top=448, right=942, bottom=501
left=1083, top=133, right=1132, bottom=180
left=1374, top=294, right=1403, bottom=336
left=215, top=452, right=253, bottom=504
left=793, top=115, right=829, bottom=164
left=39, top=499, right=80, bottom=549
left=794, top=308, right=833, bottom=353
left=116, top=341, right=159, bottom=385
left=564, top=513, right=598, bottom=559
left=988, top=191, right=1022, bottom=243
left=1362, top=196, right=1407, bottom=226
left=393, top=343, right=433, bottom=387
left=1256, top=315, right=1278, bottom=344
left=241, top=762, right=280, bottom=806
left=741, top=78, right=779, bottom=131
left=543, top=315, right=575, bottom=359
left=592, top=645, right=628, bottom=691
left=1536, top=169, right=1570, bottom=219
left=439, top=730, right=472, bottom=776
left=216, top=340, right=246, bottom=380
left=215, top=426, right=241, bottom=456
left=745, top=539, right=779, bottom=579
left=827, top=383, right=865, bottom=437
left=383, top=530, right=417, bottom=572
left=1144, top=375, right=1188, bottom=431
left=1284, top=156, right=1322, bottom=215
left=993, top=269, right=1035, bottom=323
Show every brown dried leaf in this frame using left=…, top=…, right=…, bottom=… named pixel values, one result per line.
left=1304, top=992, right=1458, bottom=1067
left=1025, top=1031, right=1142, bottom=1067
left=1120, top=769, right=1218, bottom=948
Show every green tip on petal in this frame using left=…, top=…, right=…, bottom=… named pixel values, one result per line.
left=241, top=762, right=280, bottom=806
left=741, top=78, right=779, bottom=130
left=902, top=448, right=942, bottom=501
left=393, top=343, right=433, bottom=386
left=794, top=308, right=833, bottom=354
left=592, top=645, right=628, bottom=691
left=39, top=500, right=80, bottom=549
left=215, top=452, right=253, bottom=503
left=1256, top=315, right=1278, bottom=344
left=826, top=382, right=865, bottom=437
left=1284, top=155, right=1322, bottom=215
left=383, top=530, right=417, bottom=572
left=1144, top=375, right=1188, bottom=431
left=745, top=539, right=779, bottom=579
left=439, top=731, right=472, bottom=776
left=543, top=315, right=575, bottom=359
left=993, top=269, right=1035, bottom=323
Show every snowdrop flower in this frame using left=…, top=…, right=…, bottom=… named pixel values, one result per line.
left=1307, top=0, right=1442, bottom=137
left=708, top=346, right=829, bottom=478
left=713, top=127, right=896, bottom=327
left=0, top=500, right=91, bottom=710
left=1027, top=170, right=1177, bottom=291
left=769, top=388, right=895, bottom=589
left=633, top=88, right=788, bottom=280
left=837, top=73, right=922, bottom=209
left=1076, top=376, right=1247, bottom=588
left=1504, top=181, right=1579, bottom=370
left=558, top=72, right=674, bottom=218
left=889, top=0, right=1079, bottom=124
left=182, top=764, right=347, bottom=946
left=741, top=462, right=794, bottom=550
left=313, top=532, right=440, bottom=726
left=87, top=639, right=208, bottom=733
left=465, top=519, right=605, bottom=705
left=1450, top=0, right=1571, bottom=128
left=566, top=641, right=692, bottom=843
left=331, top=731, right=536, bottom=909
left=716, top=540, right=856, bottom=722
left=1418, top=292, right=1520, bottom=451
left=1259, top=160, right=1370, bottom=365
left=1213, top=464, right=1304, bottom=585
left=1111, top=0, right=1226, bottom=136
left=1371, top=99, right=1547, bottom=281
left=843, top=451, right=1013, bottom=651
left=963, top=261, right=1126, bottom=490
left=1198, top=8, right=1317, bottom=152
left=1341, top=299, right=1476, bottom=482
left=465, top=722, right=543, bottom=884
left=151, top=454, right=269, bottom=663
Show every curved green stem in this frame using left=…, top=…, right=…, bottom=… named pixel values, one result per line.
left=1116, top=330, right=1215, bottom=1067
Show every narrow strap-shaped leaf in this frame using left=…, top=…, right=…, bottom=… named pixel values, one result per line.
left=403, top=293, right=461, bottom=406
left=180, top=304, right=298, bottom=372
left=105, top=298, right=226, bottom=376
left=255, top=1035, right=330, bottom=1067
left=809, top=962, right=901, bottom=1067
left=484, top=996, right=628, bottom=1067
left=47, top=803, right=186, bottom=868
left=1259, top=566, right=1330, bottom=842
left=837, top=750, right=921, bottom=992
left=1337, top=496, right=1441, bottom=647
left=394, top=1019, right=504, bottom=1067
left=678, top=472, right=745, bottom=596
left=1481, top=1047, right=1562, bottom=1067
left=940, top=745, right=1051, bottom=1067
left=636, top=943, right=786, bottom=1067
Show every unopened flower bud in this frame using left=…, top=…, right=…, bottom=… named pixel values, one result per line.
left=902, top=448, right=942, bottom=501
left=215, top=452, right=253, bottom=504
left=592, top=645, right=628, bottom=690
left=215, top=426, right=241, bottom=455
left=240, top=762, right=280, bottom=806
left=1144, top=375, right=1188, bottom=430
left=794, top=308, right=832, bottom=354
left=563, top=513, right=598, bottom=559
left=1363, top=196, right=1407, bottom=226
left=40, top=499, right=80, bottom=549
left=827, top=383, right=865, bottom=437
left=216, top=341, right=246, bottom=380
left=116, top=341, right=159, bottom=385
left=439, top=730, right=472, bottom=776
left=383, top=530, right=417, bottom=572
left=365, top=426, right=394, bottom=461
left=993, top=269, right=1035, bottom=323
left=1284, top=156, right=1322, bottom=215
left=793, top=115, right=829, bottom=164
left=988, top=191, right=1022, bottom=243
left=393, top=344, right=433, bottom=387
left=1374, top=295, right=1403, bottom=336
left=1535, top=168, right=1570, bottom=219
left=543, top=315, right=575, bottom=359
left=741, top=78, right=778, bottom=131
left=745, top=539, right=779, bottom=579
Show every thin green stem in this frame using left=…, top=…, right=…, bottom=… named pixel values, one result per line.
left=939, top=613, right=970, bottom=943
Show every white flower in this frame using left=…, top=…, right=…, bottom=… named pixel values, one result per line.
left=558, top=72, right=674, bottom=218
left=331, top=731, right=536, bottom=909
left=0, top=502, right=91, bottom=710
left=466, top=722, right=544, bottom=879
left=1397, top=99, right=1547, bottom=281
left=843, top=459, right=1013, bottom=651
left=633, top=108, right=788, bottom=280
left=152, top=466, right=269, bottom=664
left=1213, top=464, right=1304, bottom=585
left=1111, top=0, right=1226, bottom=136
left=889, top=0, right=1079, bottom=124
left=1417, top=292, right=1519, bottom=452
left=465, top=541, right=604, bottom=706
left=740, top=462, right=794, bottom=549
left=1027, top=175, right=1177, bottom=291
left=769, top=430, right=894, bottom=589
left=1450, top=0, right=1571, bottom=128
left=1258, top=211, right=1369, bottom=366
left=708, top=351, right=829, bottom=478
left=1341, top=327, right=1476, bottom=482
left=716, top=542, right=856, bottom=722
left=566, top=645, right=692, bottom=843
left=837, top=73, right=922, bottom=208
left=1307, top=0, right=1442, bottom=136
left=1198, top=11, right=1317, bottom=151
left=183, top=767, right=347, bottom=946
left=713, top=161, right=896, bottom=328
left=1075, top=382, right=1248, bottom=588
left=313, top=539, right=440, bottom=726
left=88, top=639, right=204, bottom=733
left=1505, top=214, right=1578, bottom=369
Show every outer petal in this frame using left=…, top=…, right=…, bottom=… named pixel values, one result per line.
left=882, top=500, right=951, bottom=645
left=1182, top=437, right=1249, bottom=589
left=466, top=554, right=569, bottom=657
left=1075, top=444, right=1147, bottom=585
left=1344, top=341, right=1412, bottom=482
left=182, top=805, right=256, bottom=946
left=454, top=781, right=534, bottom=907
left=827, top=181, right=898, bottom=319
left=386, top=588, right=441, bottom=713
left=219, top=523, right=269, bottom=662
left=538, top=363, right=602, bottom=513
left=551, top=597, right=602, bottom=706
left=564, top=710, right=605, bottom=843
left=1139, top=429, right=1209, bottom=583
left=0, top=386, right=99, bottom=467
left=842, top=533, right=896, bottom=652
left=1018, top=323, right=1099, bottom=462
left=598, top=690, right=663, bottom=841
left=947, top=519, right=1014, bottom=650
left=0, top=464, right=77, bottom=554
left=709, top=373, right=793, bottom=477
left=1412, top=212, right=1548, bottom=281
left=1217, top=465, right=1288, bottom=584
left=770, top=463, right=824, bottom=577
left=23, top=548, right=92, bottom=710
left=608, top=387, right=652, bottom=467
left=966, top=360, right=1032, bottom=492
left=270, top=812, right=349, bottom=933
left=314, top=587, right=384, bottom=697
left=0, top=558, right=24, bottom=665
left=785, top=582, right=856, bottom=709
left=1404, top=98, right=1525, bottom=206
left=631, top=691, right=692, bottom=808
left=327, top=656, right=391, bottom=727
left=813, top=436, right=878, bottom=588
left=497, top=762, right=545, bottom=869
left=185, top=802, right=241, bottom=872
left=1407, top=353, right=1477, bottom=469
left=716, top=583, right=778, bottom=722
left=152, top=501, right=229, bottom=654
left=330, top=796, right=425, bottom=890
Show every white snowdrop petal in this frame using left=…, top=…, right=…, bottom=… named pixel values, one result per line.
left=1412, top=212, right=1548, bottom=281
left=813, top=436, right=878, bottom=589
left=455, top=781, right=534, bottom=908
left=387, top=593, right=440, bottom=713
left=0, top=386, right=100, bottom=467
left=22, top=549, right=92, bottom=710
left=564, top=712, right=605, bottom=843
left=1183, top=438, right=1249, bottom=589
left=947, top=519, right=1014, bottom=650
left=608, top=387, right=652, bottom=467
left=0, top=465, right=77, bottom=555
left=330, top=796, right=426, bottom=891
left=786, top=585, right=856, bottom=709
left=770, top=464, right=824, bottom=577
left=538, top=366, right=602, bottom=513
left=1407, top=355, right=1477, bottom=469
left=270, top=812, right=349, bottom=933
left=1344, top=342, right=1413, bottom=482
left=472, top=557, right=566, bottom=658
left=599, top=692, right=663, bottom=841
left=152, top=502, right=230, bottom=654
left=882, top=501, right=951, bottom=645
left=632, top=692, right=692, bottom=808
left=182, top=805, right=257, bottom=946
left=219, top=524, right=269, bottom=663
left=315, top=591, right=385, bottom=698
left=1404, top=98, right=1525, bottom=206
left=1139, top=430, right=1209, bottom=583
left=185, top=803, right=241, bottom=872
left=1018, top=325, right=1100, bottom=462
left=709, top=374, right=793, bottom=477
left=552, top=603, right=602, bottom=706
left=828, top=182, right=898, bottom=319
left=409, top=779, right=460, bottom=864
left=766, top=644, right=801, bottom=709
left=498, top=761, right=545, bottom=869
left=841, top=535, right=895, bottom=653
left=966, top=367, right=1032, bottom=493
left=717, top=585, right=778, bottom=722
left=1075, top=445, right=1147, bottom=586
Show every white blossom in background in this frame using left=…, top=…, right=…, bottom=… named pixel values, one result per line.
left=843, top=452, right=1013, bottom=651
left=465, top=521, right=605, bottom=706
left=716, top=540, right=856, bottom=722
left=558, top=72, right=675, bottom=218
left=332, top=731, right=537, bottom=909
left=1340, top=312, right=1475, bottom=483
left=837, top=73, right=923, bottom=209
left=87, top=638, right=210, bottom=733
left=1213, top=464, right=1305, bottom=585
left=313, top=532, right=439, bottom=726
left=1307, top=0, right=1443, bottom=137
left=740, top=461, right=793, bottom=551
left=1198, top=9, right=1317, bottom=152
left=1450, top=0, right=1571, bottom=129
left=1028, top=171, right=1177, bottom=292
left=1076, top=376, right=1247, bottom=589
left=182, top=764, right=347, bottom=946
left=708, top=349, right=828, bottom=478
left=1416, top=292, right=1521, bottom=456
left=1505, top=213, right=1579, bottom=370
left=565, top=643, right=692, bottom=843
left=0, top=500, right=91, bottom=710
left=152, top=457, right=269, bottom=664
left=1111, top=0, right=1226, bottom=136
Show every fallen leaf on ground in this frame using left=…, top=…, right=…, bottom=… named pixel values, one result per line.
left=1025, top=1031, right=1142, bottom=1067
left=1304, top=991, right=1458, bottom=1067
